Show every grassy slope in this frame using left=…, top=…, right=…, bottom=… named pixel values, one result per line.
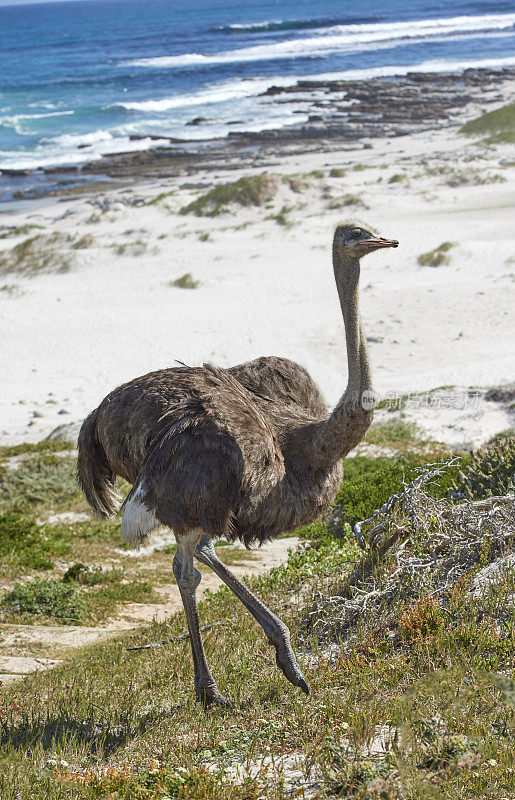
left=0, top=439, right=513, bottom=798
left=459, top=102, right=515, bottom=145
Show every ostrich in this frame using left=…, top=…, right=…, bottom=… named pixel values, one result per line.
left=77, top=221, right=398, bottom=706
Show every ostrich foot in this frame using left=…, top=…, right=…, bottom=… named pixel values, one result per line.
left=270, top=638, right=309, bottom=695
left=196, top=683, right=233, bottom=709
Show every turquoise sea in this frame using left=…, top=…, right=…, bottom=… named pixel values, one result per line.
left=1, top=0, right=514, bottom=172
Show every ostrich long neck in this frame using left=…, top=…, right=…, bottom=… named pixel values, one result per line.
left=313, top=249, right=373, bottom=465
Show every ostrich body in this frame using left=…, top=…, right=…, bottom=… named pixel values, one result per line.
left=77, top=222, right=398, bottom=705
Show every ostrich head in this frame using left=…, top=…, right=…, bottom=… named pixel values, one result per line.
left=333, top=221, right=399, bottom=261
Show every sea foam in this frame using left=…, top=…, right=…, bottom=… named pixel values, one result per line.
left=125, top=13, right=515, bottom=70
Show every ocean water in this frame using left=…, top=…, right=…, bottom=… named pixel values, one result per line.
left=1, top=0, right=515, bottom=171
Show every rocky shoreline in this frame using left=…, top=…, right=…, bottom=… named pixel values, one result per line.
left=3, top=66, right=514, bottom=200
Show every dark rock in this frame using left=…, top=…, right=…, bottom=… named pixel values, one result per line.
left=45, top=421, right=82, bottom=443
left=485, top=385, right=515, bottom=405
left=1, top=168, right=34, bottom=177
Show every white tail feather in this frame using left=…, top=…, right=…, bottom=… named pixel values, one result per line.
left=121, top=484, right=157, bottom=547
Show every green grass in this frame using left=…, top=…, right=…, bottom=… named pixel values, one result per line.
left=146, top=190, right=176, bottom=206
left=460, top=102, right=515, bottom=144
left=0, top=440, right=74, bottom=459
left=0, top=453, right=83, bottom=515
left=167, top=273, right=200, bottom=289
left=113, top=239, right=148, bottom=257
left=2, top=579, right=86, bottom=623
left=265, top=205, right=293, bottom=227
left=0, top=444, right=512, bottom=797
left=329, top=168, right=345, bottom=178
left=0, top=513, right=70, bottom=572
left=0, top=233, right=73, bottom=277
left=388, top=173, right=406, bottom=183
left=0, top=495, right=512, bottom=798
left=326, top=193, right=368, bottom=210
left=365, top=417, right=425, bottom=446
left=0, top=224, right=44, bottom=240
left=179, top=174, right=278, bottom=217
left=445, top=170, right=506, bottom=187
left=0, top=283, right=23, bottom=297
left=418, top=241, right=454, bottom=267
left=70, top=234, right=95, bottom=250
left=0, top=569, right=156, bottom=625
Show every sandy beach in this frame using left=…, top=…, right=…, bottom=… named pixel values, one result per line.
left=0, top=71, right=513, bottom=448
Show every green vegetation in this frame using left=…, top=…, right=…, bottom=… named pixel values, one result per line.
left=2, top=579, right=85, bottom=623
left=62, top=562, right=121, bottom=586
left=0, top=452, right=82, bottom=514
left=0, top=433, right=512, bottom=798
left=326, top=193, right=368, bottom=210
left=365, top=417, right=424, bottom=446
left=167, top=272, right=200, bottom=289
left=113, top=239, right=148, bottom=256
left=0, top=513, right=69, bottom=571
left=70, top=234, right=95, bottom=249
left=460, top=102, right=515, bottom=144
left=265, top=205, right=293, bottom=227
left=0, top=233, right=73, bottom=276
left=146, top=190, right=176, bottom=206
left=418, top=241, right=454, bottom=267
left=329, top=167, right=345, bottom=178
left=0, top=230, right=95, bottom=276
left=179, top=174, right=278, bottom=216
left=0, top=224, right=44, bottom=240
left=450, top=437, right=514, bottom=500
left=388, top=173, right=406, bottom=183
left=0, top=440, right=74, bottom=459
left=445, top=169, right=506, bottom=187
left=0, top=283, right=23, bottom=297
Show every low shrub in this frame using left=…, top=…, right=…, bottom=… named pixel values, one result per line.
left=417, top=242, right=454, bottom=267
left=62, top=562, right=121, bottom=585
left=167, top=273, right=200, bottom=289
left=450, top=438, right=514, bottom=500
left=179, top=174, right=278, bottom=216
left=2, top=578, right=85, bottom=622
left=366, top=418, right=424, bottom=446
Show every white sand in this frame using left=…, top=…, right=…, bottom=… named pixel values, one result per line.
left=0, top=98, right=514, bottom=448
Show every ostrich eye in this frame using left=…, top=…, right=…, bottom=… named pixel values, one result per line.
left=350, top=228, right=362, bottom=239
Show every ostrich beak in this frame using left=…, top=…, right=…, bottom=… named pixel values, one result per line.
left=362, top=236, right=399, bottom=249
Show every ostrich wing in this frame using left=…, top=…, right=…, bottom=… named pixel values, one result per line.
left=227, top=356, right=327, bottom=419
left=122, top=365, right=285, bottom=543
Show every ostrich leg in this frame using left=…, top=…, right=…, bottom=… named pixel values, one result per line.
left=194, top=534, right=309, bottom=694
left=173, top=532, right=230, bottom=707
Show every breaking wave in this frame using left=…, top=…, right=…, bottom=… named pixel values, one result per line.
left=126, top=14, right=515, bottom=70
